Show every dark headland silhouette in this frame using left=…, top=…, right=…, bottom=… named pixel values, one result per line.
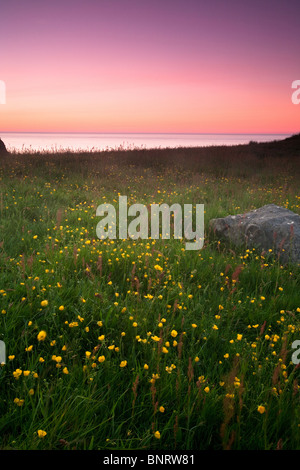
left=0, top=133, right=299, bottom=158
left=0, top=138, right=9, bottom=155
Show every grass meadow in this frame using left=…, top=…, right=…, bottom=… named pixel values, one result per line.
left=0, top=137, right=300, bottom=450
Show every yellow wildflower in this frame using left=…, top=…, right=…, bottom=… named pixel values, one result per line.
left=37, top=330, right=47, bottom=341
left=257, top=405, right=266, bottom=414
left=154, top=265, right=163, bottom=271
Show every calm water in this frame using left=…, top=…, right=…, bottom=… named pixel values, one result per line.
left=0, top=132, right=292, bottom=153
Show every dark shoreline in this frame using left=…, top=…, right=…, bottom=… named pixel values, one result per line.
left=1, top=133, right=299, bottom=178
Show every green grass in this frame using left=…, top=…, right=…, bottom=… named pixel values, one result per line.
left=0, top=137, right=300, bottom=450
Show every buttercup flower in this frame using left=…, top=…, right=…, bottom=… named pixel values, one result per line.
left=257, top=405, right=266, bottom=414
left=154, top=265, right=163, bottom=271
left=37, top=330, right=47, bottom=341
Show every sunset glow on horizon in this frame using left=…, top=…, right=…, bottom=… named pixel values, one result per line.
left=1, top=0, right=299, bottom=134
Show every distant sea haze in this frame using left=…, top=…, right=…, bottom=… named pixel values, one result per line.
left=1, top=132, right=292, bottom=153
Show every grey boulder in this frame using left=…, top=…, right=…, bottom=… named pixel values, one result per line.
left=209, top=204, right=300, bottom=264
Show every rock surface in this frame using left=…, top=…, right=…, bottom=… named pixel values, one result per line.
left=209, top=204, right=300, bottom=264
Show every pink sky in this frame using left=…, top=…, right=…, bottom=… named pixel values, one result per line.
left=0, top=0, right=299, bottom=134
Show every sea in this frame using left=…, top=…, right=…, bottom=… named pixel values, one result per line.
left=0, top=132, right=292, bottom=153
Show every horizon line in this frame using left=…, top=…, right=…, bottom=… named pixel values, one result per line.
left=0, top=131, right=296, bottom=136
